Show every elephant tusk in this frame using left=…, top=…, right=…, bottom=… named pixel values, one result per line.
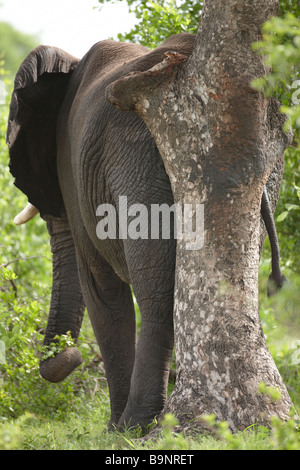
left=14, top=203, right=39, bottom=225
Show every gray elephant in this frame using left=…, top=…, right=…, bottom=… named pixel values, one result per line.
left=6, top=33, right=285, bottom=430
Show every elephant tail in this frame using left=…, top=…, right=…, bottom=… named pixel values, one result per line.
left=261, top=188, right=287, bottom=297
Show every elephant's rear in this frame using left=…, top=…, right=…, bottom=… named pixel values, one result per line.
left=61, top=39, right=181, bottom=284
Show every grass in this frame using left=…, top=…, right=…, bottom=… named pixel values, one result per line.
left=1, top=403, right=299, bottom=450
left=1, top=316, right=299, bottom=452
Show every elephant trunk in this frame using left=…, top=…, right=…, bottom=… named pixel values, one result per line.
left=39, top=212, right=85, bottom=383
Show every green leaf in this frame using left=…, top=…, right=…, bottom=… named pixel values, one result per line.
left=277, top=211, right=289, bottom=222
left=285, top=204, right=300, bottom=212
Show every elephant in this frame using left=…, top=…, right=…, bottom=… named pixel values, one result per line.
left=6, top=32, right=286, bottom=430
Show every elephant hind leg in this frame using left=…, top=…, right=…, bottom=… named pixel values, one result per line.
left=75, top=245, right=136, bottom=428
left=118, top=314, right=174, bottom=432
left=117, top=240, right=176, bottom=432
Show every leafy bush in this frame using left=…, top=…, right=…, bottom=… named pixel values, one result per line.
left=252, top=13, right=300, bottom=134
left=98, top=0, right=203, bottom=48
left=0, top=260, right=111, bottom=420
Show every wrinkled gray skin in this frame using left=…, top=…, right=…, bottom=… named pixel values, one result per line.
left=7, top=33, right=285, bottom=430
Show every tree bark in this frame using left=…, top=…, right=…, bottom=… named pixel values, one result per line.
left=107, top=0, right=295, bottom=432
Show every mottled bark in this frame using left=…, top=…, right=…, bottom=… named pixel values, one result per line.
left=107, top=0, right=295, bottom=432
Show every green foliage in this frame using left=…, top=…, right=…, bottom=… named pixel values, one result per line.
left=0, top=259, right=113, bottom=422
left=0, top=22, right=39, bottom=79
left=199, top=412, right=300, bottom=450
left=252, top=14, right=300, bottom=135
left=259, top=261, right=300, bottom=338
left=0, top=413, right=32, bottom=450
left=0, top=81, right=51, bottom=291
left=258, top=382, right=282, bottom=402
left=98, top=0, right=202, bottom=48
left=279, top=0, right=300, bottom=18
left=273, top=148, right=300, bottom=273
left=40, top=331, right=76, bottom=361
left=0, top=266, right=77, bottom=419
left=1, top=408, right=298, bottom=450
left=269, top=415, right=300, bottom=450
left=155, top=413, right=190, bottom=450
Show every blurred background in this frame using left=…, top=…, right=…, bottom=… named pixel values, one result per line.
left=0, top=0, right=136, bottom=66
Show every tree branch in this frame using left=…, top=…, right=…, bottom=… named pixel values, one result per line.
left=106, top=51, right=187, bottom=112
left=0, top=255, right=52, bottom=268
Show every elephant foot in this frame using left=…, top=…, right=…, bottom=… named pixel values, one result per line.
left=39, top=347, right=82, bottom=383
left=117, top=404, right=160, bottom=434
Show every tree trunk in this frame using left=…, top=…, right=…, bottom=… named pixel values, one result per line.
left=107, top=0, right=295, bottom=432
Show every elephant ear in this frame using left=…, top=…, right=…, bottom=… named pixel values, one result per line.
left=6, top=46, right=79, bottom=218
